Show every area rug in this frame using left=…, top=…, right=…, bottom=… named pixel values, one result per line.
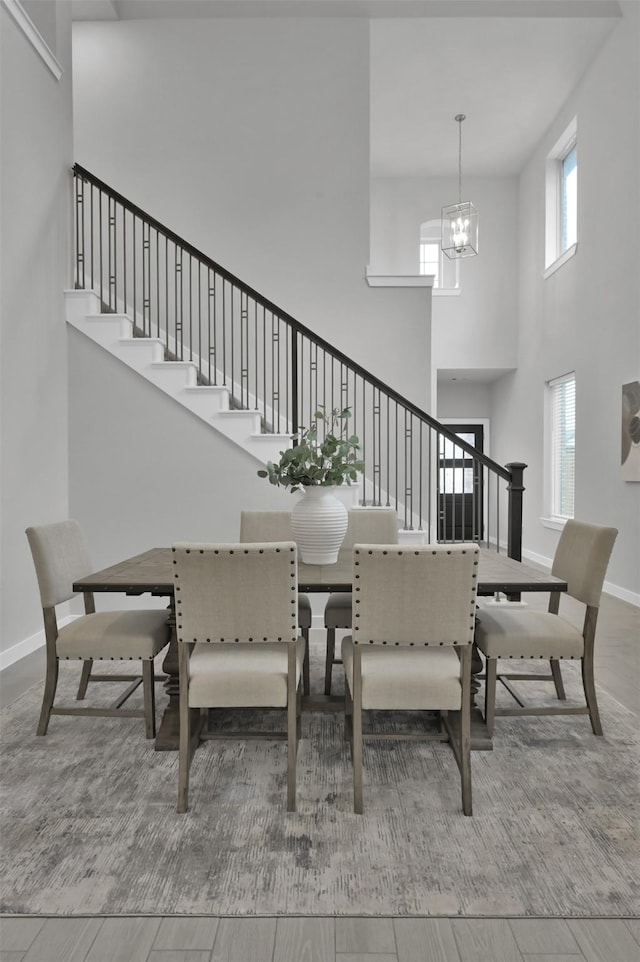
left=1, top=640, right=638, bottom=918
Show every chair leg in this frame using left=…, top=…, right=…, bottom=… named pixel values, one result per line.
left=76, top=659, right=93, bottom=700
left=344, top=684, right=353, bottom=743
left=484, top=657, right=497, bottom=737
left=582, top=655, right=603, bottom=736
left=460, top=648, right=473, bottom=816
left=550, top=658, right=566, bottom=700
left=177, top=645, right=191, bottom=814
left=142, top=660, right=156, bottom=739
left=287, top=693, right=298, bottom=812
left=37, top=654, right=59, bottom=736
left=352, top=649, right=363, bottom=814
left=287, top=644, right=297, bottom=812
left=324, top=628, right=336, bottom=695
left=302, top=628, right=310, bottom=696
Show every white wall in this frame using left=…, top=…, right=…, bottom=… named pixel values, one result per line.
left=437, top=380, right=492, bottom=422
left=0, top=1, right=73, bottom=661
left=490, top=2, right=640, bottom=598
left=72, top=18, right=430, bottom=410
left=370, top=175, right=518, bottom=374
left=68, top=329, right=298, bottom=589
left=68, top=16, right=433, bottom=571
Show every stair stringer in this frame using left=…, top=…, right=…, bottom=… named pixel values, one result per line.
left=64, top=289, right=427, bottom=532
left=65, top=289, right=298, bottom=472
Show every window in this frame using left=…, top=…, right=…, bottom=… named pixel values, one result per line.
left=544, top=118, right=578, bottom=276
left=420, top=241, right=441, bottom=285
left=548, top=372, right=575, bottom=520
left=560, top=142, right=577, bottom=252
left=419, top=220, right=459, bottom=291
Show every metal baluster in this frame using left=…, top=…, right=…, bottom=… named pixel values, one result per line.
left=142, top=221, right=150, bottom=335
left=175, top=245, right=182, bottom=361
left=197, top=261, right=202, bottom=380
left=253, top=300, right=258, bottom=413
left=418, top=422, right=423, bottom=531
left=208, top=270, right=215, bottom=384
left=132, top=213, right=136, bottom=329
left=75, top=173, right=83, bottom=289
left=98, top=189, right=104, bottom=307
left=291, top=327, right=298, bottom=438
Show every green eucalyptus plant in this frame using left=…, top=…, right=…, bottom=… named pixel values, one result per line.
left=258, top=407, right=364, bottom=494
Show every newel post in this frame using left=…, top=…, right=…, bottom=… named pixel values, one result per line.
left=506, top=462, right=527, bottom=561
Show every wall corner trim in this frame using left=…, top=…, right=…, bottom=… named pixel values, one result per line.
left=2, top=0, right=63, bottom=80
left=365, top=272, right=434, bottom=288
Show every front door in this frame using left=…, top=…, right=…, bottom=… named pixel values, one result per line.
left=438, top=424, right=484, bottom=542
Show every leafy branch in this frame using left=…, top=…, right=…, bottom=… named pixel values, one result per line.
left=257, top=407, right=364, bottom=494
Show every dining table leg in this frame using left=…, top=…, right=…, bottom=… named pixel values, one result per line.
left=154, top=604, right=202, bottom=752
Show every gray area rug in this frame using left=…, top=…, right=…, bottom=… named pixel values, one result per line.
left=1, top=641, right=638, bottom=917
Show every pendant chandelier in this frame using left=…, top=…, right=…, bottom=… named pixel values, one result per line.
left=441, top=114, right=478, bottom=259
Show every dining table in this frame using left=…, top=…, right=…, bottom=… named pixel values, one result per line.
left=73, top=546, right=567, bottom=752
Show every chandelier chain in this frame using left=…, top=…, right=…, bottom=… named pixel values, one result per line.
left=455, top=113, right=465, bottom=205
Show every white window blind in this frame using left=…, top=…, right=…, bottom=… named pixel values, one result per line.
left=549, top=373, right=575, bottom=519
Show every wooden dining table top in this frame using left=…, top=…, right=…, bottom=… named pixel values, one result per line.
left=73, top=545, right=567, bottom=597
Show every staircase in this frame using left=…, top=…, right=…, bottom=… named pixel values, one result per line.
left=70, top=164, right=526, bottom=555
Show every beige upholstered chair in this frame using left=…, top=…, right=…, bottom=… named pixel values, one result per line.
left=324, top=508, right=399, bottom=694
left=476, top=519, right=618, bottom=736
left=172, top=541, right=305, bottom=813
left=26, top=520, right=170, bottom=739
left=240, top=511, right=312, bottom=694
left=342, top=543, right=479, bottom=815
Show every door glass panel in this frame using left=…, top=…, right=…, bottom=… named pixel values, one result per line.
left=439, top=467, right=474, bottom=494
left=439, top=433, right=475, bottom=459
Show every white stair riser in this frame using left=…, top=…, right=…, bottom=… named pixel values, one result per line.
left=65, top=289, right=102, bottom=323
left=180, top=387, right=230, bottom=418
left=72, top=315, right=133, bottom=348
left=214, top=411, right=262, bottom=443
left=145, top=362, right=198, bottom=392
left=112, top=339, right=165, bottom=368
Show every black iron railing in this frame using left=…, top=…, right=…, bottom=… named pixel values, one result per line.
left=72, top=164, right=526, bottom=557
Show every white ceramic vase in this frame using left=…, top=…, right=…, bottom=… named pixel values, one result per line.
left=291, top=486, right=349, bottom=565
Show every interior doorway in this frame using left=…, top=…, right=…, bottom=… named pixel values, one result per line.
left=438, top=423, right=484, bottom=542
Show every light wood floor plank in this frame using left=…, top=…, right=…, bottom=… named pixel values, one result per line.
left=623, top=919, right=640, bottom=943
left=336, top=954, right=398, bottom=962
left=451, top=919, right=522, bottom=962
left=273, top=917, right=335, bottom=962
left=22, top=918, right=103, bottom=962
left=83, top=917, right=161, bottom=962
left=211, top=918, right=276, bottom=962
left=521, top=955, right=587, bottom=962
left=509, top=919, right=581, bottom=954
left=336, top=917, right=396, bottom=954
left=394, top=918, right=460, bottom=962
left=147, top=952, right=212, bottom=962
left=152, top=917, right=219, bottom=951
left=567, top=919, right=640, bottom=962
left=0, top=919, right=45, bottom=952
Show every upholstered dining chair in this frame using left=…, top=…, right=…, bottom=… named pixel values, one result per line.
left=342, top=543, right=479, bottom=815
left=240, top=511, right=312, bottom=694
left=323, top=508, right=398, bottom=694
left=26, top=520, right=170, bottom=739
left=475, top=519, right=618, bottom=736
left=172, top=541, right=305, bottom=813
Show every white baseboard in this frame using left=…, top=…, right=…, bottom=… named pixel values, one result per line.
left=0, top=630, right=44, bottom=672
left=0, top=615, right=76, bottom=672
left=522, top=548, right=639, bottom=608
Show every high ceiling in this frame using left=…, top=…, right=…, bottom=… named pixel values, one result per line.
left=71, top=0, right=621, bottom=178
